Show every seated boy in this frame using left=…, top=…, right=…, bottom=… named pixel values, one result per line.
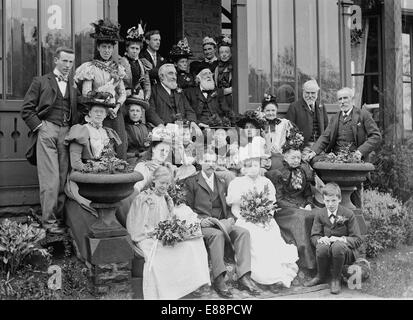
left=304, top=182, right=363, bottom=294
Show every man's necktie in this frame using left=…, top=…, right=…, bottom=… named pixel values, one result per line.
left=329, top=214, right=336, bottom=224
left=55, top=74, right=68, bottom=82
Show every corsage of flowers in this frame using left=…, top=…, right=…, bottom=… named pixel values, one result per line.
left=167, top=183, right=188, bottom=206
left=335, top=215, right=349, bottom=226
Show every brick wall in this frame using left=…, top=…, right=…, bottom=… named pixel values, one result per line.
left=182, top=0, right=222, bottom=62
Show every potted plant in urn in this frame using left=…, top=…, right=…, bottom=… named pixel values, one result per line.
left=312, top=145, right=375, bottom=210
left=66, top=91, right=143, bottom=239
left=70, top=146, right=143, bottom=238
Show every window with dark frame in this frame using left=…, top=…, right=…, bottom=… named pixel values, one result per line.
left=0, top=0, right=104, bottom=102
left=247, top=0, right=341, bottom=113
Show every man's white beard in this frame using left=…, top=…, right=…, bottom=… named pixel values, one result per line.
left=200, top=78, right=215, bottom=91
left=163, top=79, right=178, bottom=90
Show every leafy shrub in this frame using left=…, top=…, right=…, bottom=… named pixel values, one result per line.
left=369, top=141, right=413, bottom=201
left=0, top=219, right=50, bottom=275
left=363, top=189, right=413, bottom=258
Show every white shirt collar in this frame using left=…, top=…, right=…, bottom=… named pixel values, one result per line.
left=205, top=56, right=218, bottom=63
left=161, top=83, right=172, bottom=95
left=327, top=209, right=338, bottom=217
left=342, top=107, right=353, bottom=117
left=201, top=171, right=215, bottom=190
left=147, top=49, right=157, bottom=60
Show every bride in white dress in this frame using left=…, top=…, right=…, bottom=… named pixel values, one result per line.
left=226, top=140, right=299, bottom=292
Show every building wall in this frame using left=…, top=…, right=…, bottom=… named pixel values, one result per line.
left=182, top=0, right=222, bottom=61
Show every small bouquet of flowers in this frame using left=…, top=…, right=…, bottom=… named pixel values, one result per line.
left=81, top=145, right=134, bottom=174
left=239, top=185, right=278, bottom=227
left=150, top=216, right=201, bottom=247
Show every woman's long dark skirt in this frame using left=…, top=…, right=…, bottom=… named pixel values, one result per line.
left=275, top=207, right=316, bottom=270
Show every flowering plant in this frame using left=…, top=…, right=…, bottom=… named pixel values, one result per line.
left=80, top=145, right=133, bottom=174
left=239, top=185, right=278, bottom=227
left=167, top=183, right=188, bottom=206
left=150, top=216, right=201, bottom=246
left=321, top=144, right=363, bottom=163
left=336, top=215, right=349, bottom=226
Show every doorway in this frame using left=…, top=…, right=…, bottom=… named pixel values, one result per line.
left=118, top=0, right=182, bottom=59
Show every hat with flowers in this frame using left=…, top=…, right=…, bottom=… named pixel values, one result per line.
left=90, top=19, right=123, bottom=42
left=125, top=21, right=146, bottom=43
left=169, top=38, right=193, bottom=62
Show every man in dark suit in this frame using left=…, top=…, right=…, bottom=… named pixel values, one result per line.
left=21, top=47, right=79, bottom=233
left=306, top=87, right=382, bottom=163
left=285, top=79, right=329, bottom=147
left=185, top=151, right=261, bottom=299
left=305, top=183, right=363, bottom=294
left=145, top=64, right=197, bottom=126
left=139, top=30, right=165, bottom=85
left=184, top=64, right=232, bottom=129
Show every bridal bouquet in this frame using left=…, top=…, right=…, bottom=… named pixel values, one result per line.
left=150, top=216, right=201, bottom=247
left=239, top=185, right=278, bottom=227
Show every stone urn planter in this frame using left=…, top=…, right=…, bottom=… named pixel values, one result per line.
left=70, top=171, right=143, bottom=238
left=312, top=161, right=375, bottom=209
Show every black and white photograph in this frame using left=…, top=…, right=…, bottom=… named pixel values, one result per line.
left=0, top=0, right=413, bottom=307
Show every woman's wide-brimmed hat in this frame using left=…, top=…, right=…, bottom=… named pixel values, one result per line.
left=125, top=22, right=146, bottom=43
left=90, top=19, right=124, bottom=42
left=236, top=108, right=267, bottom=130
left=169, top=38, right=193, bottom=61
left=238, top=136, right=270, bottom=163
left=125, top=95, right=149, bottom=110
left=80, top=91, right=116, bottom=109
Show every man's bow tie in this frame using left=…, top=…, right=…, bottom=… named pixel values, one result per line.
left=55, top=74, right=68, bottom=82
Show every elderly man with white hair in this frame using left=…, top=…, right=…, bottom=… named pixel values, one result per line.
left=306, top=87, right=382, bottom=162
left=286, top=79, right=329, bottom=147
left=184, top=63, right=232, bottom=129
left=145, top=63, right=197, bottom=127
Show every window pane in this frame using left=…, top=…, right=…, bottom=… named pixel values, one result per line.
left=365, top=17, right=379, bottom=74
left=295, top=0, right=318, bottom=95
left=403, top=82, right=412, bottom=131
left=402, top=0, right=413, bottom=10
left=247, top=0, right=271, bottom=106
left=5, top=0, right=38, bottom=100
left=319, top=0, right=340, bottom=104
left=271, top=0, right=295, bottom=104
left=41, top=0, right=72, bottom=74
left=403, top=33, right=411, bottom=76
left=74, top=0, right=104, bottom=67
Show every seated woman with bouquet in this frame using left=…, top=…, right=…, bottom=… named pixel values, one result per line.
left=265, top=128, right=317, bottom=270
left=64, top=92, right=127, bottom=261
left=226, top=141, right=299, bottom=292
left=126, top=166, right=210, bottom=300
left=124, top=96, right=152, bottom=165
